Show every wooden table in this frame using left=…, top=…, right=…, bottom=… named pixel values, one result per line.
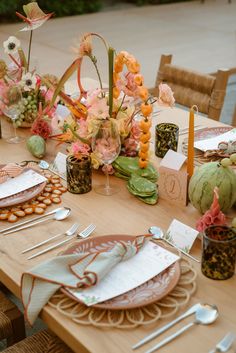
left=0, top=108, right=235, bottom=353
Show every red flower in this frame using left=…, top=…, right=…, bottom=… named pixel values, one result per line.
left=31, top=117, right=52, bottom=140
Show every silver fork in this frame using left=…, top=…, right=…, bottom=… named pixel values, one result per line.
left=78, top=223, right=96, bottom=238
left=27, top=223, right=96, bottom=260
left=208, top=332, right=236, bottom=353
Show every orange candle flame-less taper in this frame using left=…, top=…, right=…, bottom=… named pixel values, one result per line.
left=187, top=107, right=194, bottom=177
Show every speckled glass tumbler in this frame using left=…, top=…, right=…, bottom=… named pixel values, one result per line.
left=66, top=155, right=92, bottom=194
left=155, top=123, right=179, bottom=158
left=201, top=225, right=236, bottom=280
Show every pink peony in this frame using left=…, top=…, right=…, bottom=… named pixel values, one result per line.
left=71, top=141, right=90, bottom=156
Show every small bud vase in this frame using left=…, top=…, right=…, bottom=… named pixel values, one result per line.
left=66, top=155, right=92, bottom=194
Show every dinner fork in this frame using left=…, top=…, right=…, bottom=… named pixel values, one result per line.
left=77, top=223, right=96, bottom=238
left=27, top=223, right=96, bottom=260
left=208, top=332, right=236, bottom=353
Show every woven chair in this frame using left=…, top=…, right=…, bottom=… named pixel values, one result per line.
left=0, top=289, right=25, bottom=346
left=2, top=329, right=74, bottom=353
left=232, top=105, right=236, bottom=127
left=149, top=54, right=229, bottom=121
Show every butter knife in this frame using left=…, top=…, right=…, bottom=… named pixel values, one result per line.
left=208, top=332, right=236, bottom=353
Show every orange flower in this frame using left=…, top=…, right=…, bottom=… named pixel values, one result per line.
left=126, top=60, right=140, bottom=74
left=138, top=86, right=148, bottom=101
left=134, top=74, right=143, bottom=86
left=113, top=72, right=120, bottom=83
left=113, top=87, right=120, bottom=99
left=114, top=58, right=123, bottom=73
left=141, top=103, right=152, bottom=117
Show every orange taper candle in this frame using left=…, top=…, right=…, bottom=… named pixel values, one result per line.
left=187, top=107, right=194, bottom=177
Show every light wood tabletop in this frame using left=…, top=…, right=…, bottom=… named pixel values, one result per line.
left=0, top=107, right=235, bottom=353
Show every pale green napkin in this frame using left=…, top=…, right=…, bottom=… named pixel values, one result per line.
left=21, top=235, right=150, bottom=325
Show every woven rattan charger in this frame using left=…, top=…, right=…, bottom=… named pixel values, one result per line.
left=49, top=241, right=197, bottom=329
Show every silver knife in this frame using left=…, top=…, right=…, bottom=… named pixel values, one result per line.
left=27, top=237, right=73, bottom=260
left=208, top=332, right=236, bottom=353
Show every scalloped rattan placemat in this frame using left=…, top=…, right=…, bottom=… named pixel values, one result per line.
left=48, top=246, right=197, bottom=329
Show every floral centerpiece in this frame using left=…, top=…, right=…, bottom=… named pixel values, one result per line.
left=50, top=33, right=174, bottom=171
left=0, top=2, right=56, bottom=132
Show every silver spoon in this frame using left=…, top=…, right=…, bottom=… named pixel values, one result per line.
left=3, top=207, right=71, bottom=235
left=22, top=223, right=79, bottom=254
left=148, top=226, right=200, bottom=263
left=145, top=304, right=219, bottom=353
left=133, top=302, right=203, bottom=349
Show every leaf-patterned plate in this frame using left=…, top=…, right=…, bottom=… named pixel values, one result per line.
left=182, top=126, right=233, bottom=166
left=61, top=235, right=181, bottom=310
left=0, top=167, right=46, bottom=208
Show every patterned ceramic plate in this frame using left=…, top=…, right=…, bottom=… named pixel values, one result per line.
left=182, top=126, right=233, bottom=165
left=61, top=235, right=181, bottom=310
left=0, top=167, right=46, bottom=208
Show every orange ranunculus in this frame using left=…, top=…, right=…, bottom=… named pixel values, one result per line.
left=140, top=131, right=151, bottom=143
left=140, top=142, right=149, bottom=152
left=140, top=103, right=152, bottom=117
left=139, top=118, right=152, bottom=133
left=138, top=86, right=148, bottom=101
left=139, top=159, right=148, bottom=169
left=134, top=74, right=143, bottom=86
left=113, top=87, right=120, bottom=99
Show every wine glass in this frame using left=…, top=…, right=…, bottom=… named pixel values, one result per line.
left=2, top=85, right=24, bottom=144
left=92, top=120, right=121, bottom=196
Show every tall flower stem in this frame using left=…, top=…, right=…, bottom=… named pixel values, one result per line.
left=108, top=47, right=114, bottom=119
left=90, top=56, right=103, bottom=91
left=27, top=30, right=33, bottom=71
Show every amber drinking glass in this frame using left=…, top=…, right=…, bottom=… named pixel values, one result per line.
left=155, top=123, right=179, bottom=158
left=201, top=225, right=236, bottom=280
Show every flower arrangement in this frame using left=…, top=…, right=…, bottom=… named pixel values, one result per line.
left=50, top=33, right=174, bottom=170
left=0, top=2, right=56, bottom=132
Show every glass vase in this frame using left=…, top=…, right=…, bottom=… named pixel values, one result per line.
left=66, top=155, right=92, bottom=194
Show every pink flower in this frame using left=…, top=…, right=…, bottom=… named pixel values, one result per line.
left=196, top=187, right=226, bottom=232
left=71, top=141, right=90, bottom=156
left=130, top=120, right=141, bottom=140
left=123, top=137, right=138, bottom=156
left=102, top=164, right=114, bottom=175
left=116, top=72, right=138, bottom=97
left=87, top=97, right=109, bottom=120
left=77, top=119, right=88, bottom=138
left=158, top=83, right=175, bottom=107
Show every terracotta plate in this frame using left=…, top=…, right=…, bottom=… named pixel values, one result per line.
left=61, top=235, right=181, bottom=310
left=182, top=126, right=233, bottom=165
left=0, top=167, right=47, bottom=208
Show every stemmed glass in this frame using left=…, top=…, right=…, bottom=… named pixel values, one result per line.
left=2, top=85, right=24, bottom=144
left=92, top=120, right=121, bottom=196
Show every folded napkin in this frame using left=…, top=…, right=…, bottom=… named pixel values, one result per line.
left=0, top=163, right=23, bottom=183
left=21, top=235, right=151, bottom=325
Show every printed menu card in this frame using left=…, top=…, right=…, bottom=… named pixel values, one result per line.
left=0, top=170, right=47, bottom=200
left=68, top=241, right=180, bottom=306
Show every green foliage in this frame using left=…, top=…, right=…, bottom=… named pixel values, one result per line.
left=0, top=0, right=102, bottom=22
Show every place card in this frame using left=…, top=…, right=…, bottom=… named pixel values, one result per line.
left=194, top=128, right=236, bottom=152
left=160, top=150, right=187, bottom=171
left=166, top=219, right=199, bottom=253
left=68, top=241, right=179, bottom=306
left=0, top=170, right=47, bottom=200
left=158, top=166, right=188, bottom=206
left=50, top=152, right=67, bottom=180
